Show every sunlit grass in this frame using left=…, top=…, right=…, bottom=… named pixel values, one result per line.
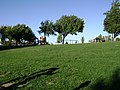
left=0, top=42, right=120, bottom=90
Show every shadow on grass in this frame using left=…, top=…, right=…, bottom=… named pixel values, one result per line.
left=0, top=67, right=59, bottom=90
left=73, top=81, right=91, bottom=90
left=0, top=45, right=37, bottom=51
left=91, top=68, right=120, bottom=90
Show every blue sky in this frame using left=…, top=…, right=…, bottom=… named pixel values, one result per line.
left=0, top=0, right=112, bottom=43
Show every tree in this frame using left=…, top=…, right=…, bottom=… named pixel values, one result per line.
left=5, top=26, right=13, bottom=45
left=0, top=24, right=35, bottom=46
left=38, top=20, right=56, bottom=44
left=98, top=34, right=103, bottom=42
left=95, top=34, right=104, bottom=42
left=57, top=34, right=62, bottom=43
left=21, top=25, right=36, bottom=43
left=12, top=24, right=36, bottom=46
left=0, top=26, right=7, bottom=45
left=116, top=37, right=120, bottom=41
left=104, top=35, right=112, bottom=42
left=54, top=15, right=84, bottom=44
left=81, top=37, right=85, bottom=44
left=104, top=0, right=120, bottom=41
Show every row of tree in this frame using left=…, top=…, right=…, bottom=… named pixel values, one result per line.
left=38, top=15, right=84, bottom=44
left=88, top=34, right=112, bottom=43
left=89, top=34, right=120, bottom=43
left=0, top=15, right=85, bottom=46
left=0, top=24, right=36, bottom=46
left=0, top=0, right=119, bottom=46
left=38, top=0, right=120, bottom=44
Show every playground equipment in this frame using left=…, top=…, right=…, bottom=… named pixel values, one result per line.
left=65, top=39, right=78, bottom=44
left=40, top=36, right=47, bottom=45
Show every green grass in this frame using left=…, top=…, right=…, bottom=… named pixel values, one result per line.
left=0, top=42, right=120, bottom=90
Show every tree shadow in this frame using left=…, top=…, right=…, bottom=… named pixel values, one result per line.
left=73, top=81, right=91, bottom=90
left=92, top=68, right=120, bottom=90
left=0, top=45, right=37, bottom=51
left=0, top=67, right=59, bottom=90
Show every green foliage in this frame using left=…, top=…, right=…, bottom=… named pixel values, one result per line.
left=81, top=36, right=85, bottom=43
left=98, top=34, right=103, bottom=41
left=103, top=35, right=112, bottom=42
left=38, top=20, right=56, bottom=37
left=1, top=42, right=120, bottom=90
left=116, top=37, right=120, bottom=41
left=38, top=20, right=56, bottom=44
left=12, top=24, right=35, bottom=44
left=94, top=34, right=112, bottom=42
left=104, top=0, right=120, bottom=40
left=0, top=26, right=8, bottom=44
left=54, top=15, right=84, bottom=44
left=57, top=34, right=62, bottom=43
left=0, top=24, right=36, bottom=46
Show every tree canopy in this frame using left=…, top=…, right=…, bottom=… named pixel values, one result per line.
left=104, top=0, right=120, bottom=40
left=57, top=34, right=62, bottom=43
left=54, top=15, right=84, bottom=44
left=0, top=24, right=36, bottom=46
left=12, top=24, right=35, bottom=43
left=38, top=20, right=56, bottom=44
left=0, top=26, right=8, bottom=44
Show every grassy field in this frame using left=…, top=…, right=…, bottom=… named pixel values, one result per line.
left=0, top=42, right=120, bottom=90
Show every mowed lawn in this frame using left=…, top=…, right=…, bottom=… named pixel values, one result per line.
left=0, top=42, right=120, bottom=90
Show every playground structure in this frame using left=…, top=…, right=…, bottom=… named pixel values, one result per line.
left=40, top=36, right=47, bottom=45
left=65, top=39, right=78, bottom=44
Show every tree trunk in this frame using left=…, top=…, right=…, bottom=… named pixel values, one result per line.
left=9, top=40, right=11, bottom=46
left=62, top=36, right=65, bottom=44
left=16, top=41, right=17, bottom=46
left=112, top=33, right=115, bottom=41
left=43, top=33, right=46, bottom=44
left=16, top=40, right=18, bottom=46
